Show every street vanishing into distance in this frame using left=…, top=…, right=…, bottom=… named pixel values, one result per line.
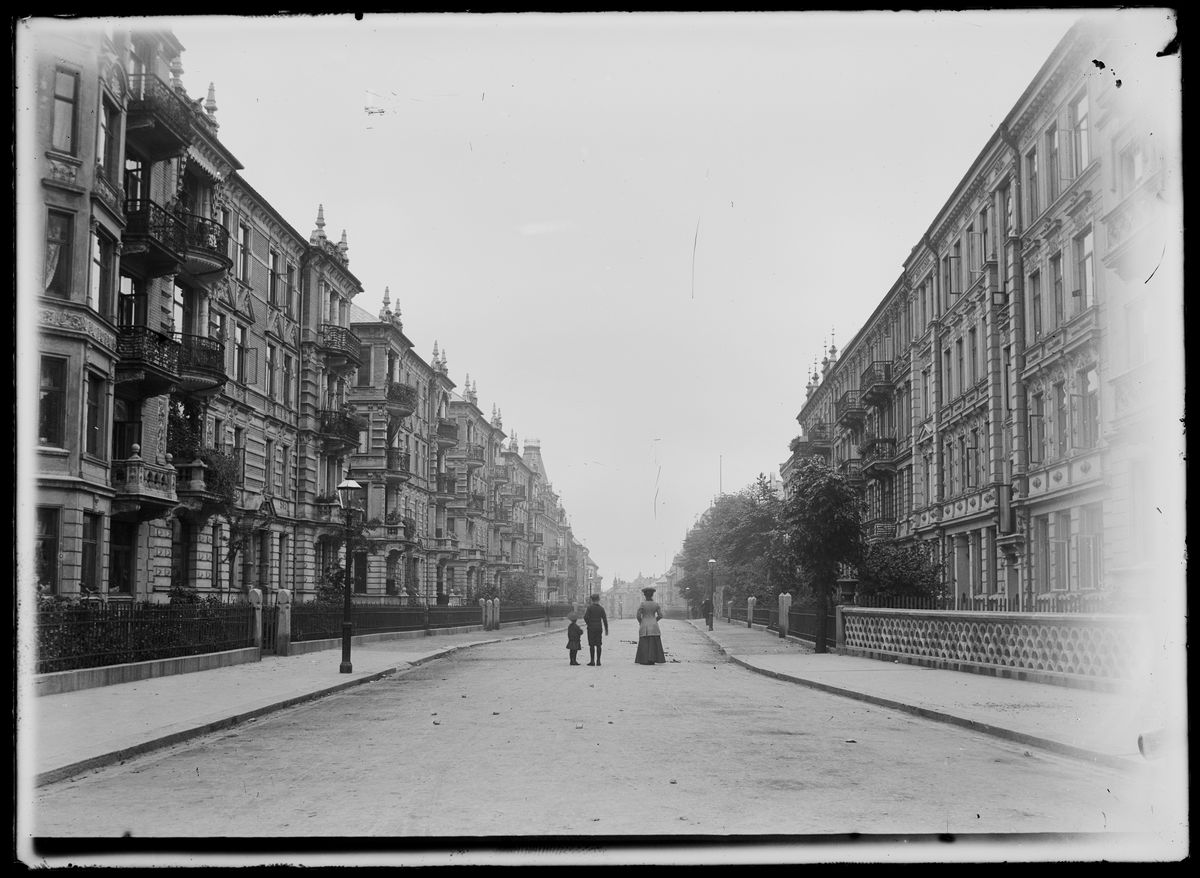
left=33, top=620, right=1168, bottom=839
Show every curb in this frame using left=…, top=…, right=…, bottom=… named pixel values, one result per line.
left=35, top=625, right=562, bottom=788
left=692, top=624, right=1140, bottom=773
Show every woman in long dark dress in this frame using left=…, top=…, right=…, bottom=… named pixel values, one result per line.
left=634, top=587, right=667, bottom=665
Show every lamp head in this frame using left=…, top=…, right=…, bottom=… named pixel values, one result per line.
left=337, top=478, right=363, bottom=510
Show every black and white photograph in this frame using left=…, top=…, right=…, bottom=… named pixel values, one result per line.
left=15, top=9, right=1186, bottom=866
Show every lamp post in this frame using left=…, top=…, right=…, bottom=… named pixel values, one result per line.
left=707, top=558, right=716, bottom=630
left=337, top=477, right=363, bottom=674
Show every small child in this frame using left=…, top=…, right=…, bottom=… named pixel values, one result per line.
left=566, top=614, right=583, bottom=665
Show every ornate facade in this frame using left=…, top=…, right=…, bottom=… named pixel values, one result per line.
left=783, top=16, right=1181, bottom=610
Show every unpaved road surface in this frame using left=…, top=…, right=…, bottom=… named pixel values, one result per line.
left=31, top=619, right=1177, bottom=844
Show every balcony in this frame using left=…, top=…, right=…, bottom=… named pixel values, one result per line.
left=386, top=449, right=412, bottom=482
left=384, top=513, right=418, bottom=544
left=181, top=213, right=232, bottom=279
left=491, top=463, right=511, bottom=484
left=122, top=200, right=187, bottom=278
left=172, top=446, right=243, bottom=523
left=835, top=391, right=866, bottom=429
left=858, top=434, right=897, bottom=479
left=435, top=471, right=458, bottom=499
left=431, top=528, right=458, bottom=555
left=175, top=334, right=226, bottom=397
left=115, top=325, right=180, bottom=399
left=530, top=499, right=547, bottom=514
left=319, top=408, right=367, bottom=452
left=385, top=381, right=418, bottom=419
left=532, top=533, right=544, bottom=545
left=864, top=518, right=898, bottom=542
left=464, top=493, right=487, bottom=517
left=317, top=324, right=364, bottom=374
left=450, top=443, right=485, bottom=469
left=125, top=73, right=194, bottom=161
left=503, top=484, right=527, bottom=501
left=434, top=418, right=459, bottom=449
left=110, top=447, right=178, bottom=522
left=859, top=361, right=894, bottom=407
left=838, top=458, right=865, bottom=484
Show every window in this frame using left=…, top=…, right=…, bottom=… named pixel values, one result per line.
left=45, top=211, right=73, bottom=298
left=39, top=357, right=67, bottom=446
left=353, top=552, right=368, bottom=594
left=979, top=207, right=991, bottom=263
left=1046, top=123, right=1060, bottom=202
left=118, top=274, right=148, bottom=327
left=968, top=328, right=978, bottom=387
left=921, top=368, right=931, bottom=419
left=1050, top=253, right=1064, bottom=328
left=266, top=343, right=277, bottom=399
left=1003, top=346, right=1012, bottom=414
left=1071, top=92, right=1090, bottom=172
left=1074, top=229, right=1095, bottom=311
left=36, top=507, right=60, bottom=593
left=1029, top=392, right=1045, bottom=464
left=235, top=324, right=248, bottom=383
left=1054, top=382, right=1068, bottom=458
left=81, top=513, right=102, bottom=595
left=1118, top=139, right=1147, bottom=199
left=280, top=444, right=290, bottom=496
left=952, top=240, right=963, bottom=295
left=357, top=346, right=373, bottom=387
left=955, top=339, right=964, bottom=396
left=1053, top=511, right=1072, bottom=591
left=1078, top=503, right=1104, bottom=591
left=84, top=372, right=104, bottom=458
left=269, top=250, right=281, bottom=307
left=285, top=264, right=296, bottom=316
left=283, top=353, right=293, bottom=404
left=124, top=155, right=145, bottom=204
left=97, top=97, right=121, bottom=183
left=88, top=229, right=116, bottom=318
left=265, top=438, right=276, bottom=495
left=112, top=397, right=141, bottom=459
left=1028, top=270, right=1043, bottom=343
left=1026, top=147, right=1039, bottom=221
left=1074, top=366, right=1100, bottom=449
left=943, top=350, right=952, bottom=403
left=109, top=520, right=136, bottom=595
left=51, top=68, right=79, bottom=154
left=1033, top=514, right=1050, bottom=594
left=237, top=223, right=252, bottom=283
left=233, top=427, right=246, bottom=483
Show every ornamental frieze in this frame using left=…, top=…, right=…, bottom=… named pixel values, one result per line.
left=39, top=307, right=117, bottom=350
left=43, top=154, right=80, bottom=186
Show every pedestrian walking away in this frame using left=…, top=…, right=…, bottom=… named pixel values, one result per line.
left=702, top=596, right=714, bottom=629
left=634, top=587, right=667, bottom=665
left=566, top=613, right=583, bottom=665
left=583, top=593, right=609, bottom=666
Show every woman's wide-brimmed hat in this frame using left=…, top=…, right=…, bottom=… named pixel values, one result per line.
left=642, top=587, right=656, bottom=597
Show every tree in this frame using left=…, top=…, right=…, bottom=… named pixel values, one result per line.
left=779, top=458, right=864, bottom=652
left=855, top=542, right=945, bottom=602
left=501, top=571, right=538, bottom=605
left=675, top=474, right=790, bottom=613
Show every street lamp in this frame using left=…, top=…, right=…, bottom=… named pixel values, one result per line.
left=337, top=477, right=363, bottom=674
left=707, top=558, right=716, bottom=630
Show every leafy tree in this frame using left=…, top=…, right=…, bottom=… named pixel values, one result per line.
left=779, top=458, right=864, bottom=652
left=676, top=474, right=790, bottom=613
left=855, top=542, right=945, bottom=602
left=501, top=571, right=538, bottom=605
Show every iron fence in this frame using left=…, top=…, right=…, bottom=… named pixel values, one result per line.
left=289, top=602, right=573, bottom=642
left=35, top=600, right=255, bottom=675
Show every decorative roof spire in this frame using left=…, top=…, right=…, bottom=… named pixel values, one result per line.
left=311, top=205, right=327, bottom=244
left=204, top=82, right=218, bottom=124
left=338, top=229, right=349, bottom=263
left=379, top=286, right=392, bottom=322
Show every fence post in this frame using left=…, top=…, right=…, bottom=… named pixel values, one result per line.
left=494, top=598, right=501, bottom=630
left=248, top=588, right=263, bottom=651
left=778, top=592, right=791, bottom=639
left=480, top=598, right=487, bottom=630
left=276, top=589, right=292, bottom=656
left=747, top=596, right=756, bottom=628
left=835, top=604, right=845, bottom=652
left=545, top=602, right=550, bottom=627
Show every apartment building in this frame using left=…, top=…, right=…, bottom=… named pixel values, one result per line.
left=25, top=22, right=600, bottom=607
left=784, top=16, right=1181, bottom=610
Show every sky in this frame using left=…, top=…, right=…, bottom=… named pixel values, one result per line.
left=47, top=10, right=1095, bottom=585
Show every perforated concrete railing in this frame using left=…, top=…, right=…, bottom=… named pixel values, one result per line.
left=839, top=608, right=1145, bottom=682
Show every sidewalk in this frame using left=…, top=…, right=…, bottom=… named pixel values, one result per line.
left=26, top=619, right=569, bottom=787
left=25, top=613, right=1175, bottom=789
left=691, top=616, right=1173, bottom=771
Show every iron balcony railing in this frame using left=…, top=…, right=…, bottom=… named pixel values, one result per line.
left=491, top=463, right=511, bottom=483
left=318, top=324, right=363, bottom=362
left=181, top=213, right=230, bottom=264
left=858, top=434, right=897, bottom=463
left=859, top=361, right=894, bottom=403
left=505, top=484, right=527, bottom=500
left=839, top=458, right=864, bottom=480
left=126, top=73, right=195, bottom=146
left=176, top=334, right=225, bottom=375
left=319, top=408, right=367, bottom=444
left=454, top=443, right=485, bottom=465
left=436, top=418, right=459, bottom=444
left=835, top=391, right=865, bottom=426
left=436, top=472, right=458, bottom=494
left=386, top=449, right=411, bottom=476
left=117, top=325, right=180, bottom=373
left=124, top=199, right=187, bottom=258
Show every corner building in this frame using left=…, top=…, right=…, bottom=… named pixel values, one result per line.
left=784, top=15, right=1181, bottom=610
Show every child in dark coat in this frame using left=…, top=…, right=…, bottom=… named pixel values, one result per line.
left=566, top=614, right=583, bottom=665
